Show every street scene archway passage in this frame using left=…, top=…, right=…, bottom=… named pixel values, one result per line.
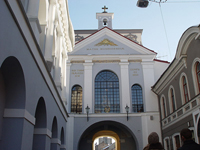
left=78, top=121, right=137, bottom=150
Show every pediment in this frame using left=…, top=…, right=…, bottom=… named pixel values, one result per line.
left=69, top=27, right=156, bottom=56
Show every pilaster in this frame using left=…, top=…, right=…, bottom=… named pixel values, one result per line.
left=66, top=62, right=71, bottom=111
left=119, top=62, right=130, bottom=113
left=44, top=2, right=57, bottom=71
left=83, top=62, right=93, bottom=113
left=141, top=61, right=157, bottom=112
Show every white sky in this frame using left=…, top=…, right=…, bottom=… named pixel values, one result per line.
left=68, top=0, right=200, bottom=62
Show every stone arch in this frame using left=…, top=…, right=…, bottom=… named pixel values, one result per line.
left=0, top=56, right=26, bottom=149
left=175, top=26, right=199, bottom=60
left=32, top=97, right=48, bottom=150
left=60, top=127, right=65, bottom=150
left=78, top=121, right=138, bottom=150
left=50, top=117, right=59, bottom=150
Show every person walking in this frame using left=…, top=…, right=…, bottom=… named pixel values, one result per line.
left=143, top=132, right=164, bottom=150
left=178, top=128, right=200, bottom=150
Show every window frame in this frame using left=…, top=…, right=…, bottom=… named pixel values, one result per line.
left=160, top=95, right=167, bottom=119
left=94, top=70, right=120, bottom=113
left=168, top=86, right=176, bottom=113
left=131, top=84, right=144, bottom=113
left=71, top=85, right=83, bottom=113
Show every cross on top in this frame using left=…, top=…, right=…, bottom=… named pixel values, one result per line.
left=102, top=5, right=108, bottom=13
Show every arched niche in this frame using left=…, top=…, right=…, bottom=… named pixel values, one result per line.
left=32, top=97, right=48, bottom=150
left=60, top=127, right=65, bottom=150
left=50, top=117, right=58, bottom=150
left=0, top=56, right=26, bottom=149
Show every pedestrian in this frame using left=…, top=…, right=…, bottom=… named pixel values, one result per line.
left=143, top=132, right=164, bottom=150
left=178, top=128, right=200, bottom=150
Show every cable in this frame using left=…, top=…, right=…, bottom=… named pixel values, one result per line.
left=159, top=3, right=172, bottom=60
left=166, top=1, right=200, bottom=3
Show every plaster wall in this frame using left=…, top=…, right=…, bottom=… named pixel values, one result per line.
left=0, top=1, right=67, bottom=149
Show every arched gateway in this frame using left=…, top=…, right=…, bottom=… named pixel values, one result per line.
left=78, top=121, right=138, bottom=150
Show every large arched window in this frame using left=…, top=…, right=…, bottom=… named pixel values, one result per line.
left=131, top=84, right=143, bottom=112
left=95, top=70, right=120, bottom=113
left=196, top=62, right=200, bottom=92
left=71, top=85, right=82, bottom=113
left=182, top=76, right=189, bottom=103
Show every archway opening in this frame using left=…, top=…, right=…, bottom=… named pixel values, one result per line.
left=92, top=130, right=119, bottom=150
left=78, top=121, right=137, bottom=150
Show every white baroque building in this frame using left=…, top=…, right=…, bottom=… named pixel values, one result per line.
left=66, top=8, right=169, bottom=150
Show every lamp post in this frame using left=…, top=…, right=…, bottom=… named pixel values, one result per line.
left=85, top=105, right=90, bottom=122
left=137, top=0, right=167, bottom=8
left=125, top=105, right=129, bottom=121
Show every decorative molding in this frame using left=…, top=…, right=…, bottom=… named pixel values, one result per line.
left=95, top=39, right=118, bottom=46
left=71, top=60, right=85, bottom=63
left=34, top=128, right=52, bottom=138
left=60, top=144, right=67, bottom=149
left=162, top=95, right=200, bottom=129
left=93, top=60, right=120, bottom=63
left=4, top=109, right=35, bottom=125
left=51, top=138, right=61, bottom=145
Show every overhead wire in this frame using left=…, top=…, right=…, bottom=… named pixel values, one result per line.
left=158, top=3, right=172, bottom=60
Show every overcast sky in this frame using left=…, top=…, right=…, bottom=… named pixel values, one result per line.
left=68, top=0, right=200, bottom=62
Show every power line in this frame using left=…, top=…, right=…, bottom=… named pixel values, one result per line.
left=159, top=3, right=172, bottom=60
left=166, top=1, right=200, bottom=3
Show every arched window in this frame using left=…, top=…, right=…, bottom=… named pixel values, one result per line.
left=196, top=62, right=200, bottom=92
left=131, top=84, right=143, bottom=112
left=161, top=96, right=167, bottom=118
left=95, top=70, right=120, bottom=113
left=182, top=76, right=189, bottom=103
left=170, top=88, right=176, bottom=112
left=71, top=85, right=82, bottom=113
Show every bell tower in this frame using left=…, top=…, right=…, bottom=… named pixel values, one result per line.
left=96, top=6, right=114, bottom=30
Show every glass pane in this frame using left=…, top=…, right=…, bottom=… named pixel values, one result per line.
left=95, top=71, right=120, bottom=113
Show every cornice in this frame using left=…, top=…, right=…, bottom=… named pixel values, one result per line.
left=153, top=55, right=187, bottom=94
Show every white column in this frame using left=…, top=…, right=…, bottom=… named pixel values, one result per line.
left=119, top=62, right=130, bottom=113
left=66, top=62, right=71, bottom=112
left=141, top=62, right=158, bottom=112
left=44, top=2, right=56, bottom=65
left=26, top=0, right=41, bottom=42
left=54, top=35, right=62, bottom=94
left=61, top=56, right=67, bottom=104
left=83, top=62, right=93, bottom=113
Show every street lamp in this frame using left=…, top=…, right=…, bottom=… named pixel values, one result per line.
left=85, top=105, right=90, bottom=122
left=125, top=105, right=129, bottom=121
left=137, top=0, right=149, bottom=8
left=137, top=0, right=167, bottom=8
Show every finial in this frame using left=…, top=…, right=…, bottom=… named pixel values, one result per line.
left=102, top=5, right=108, bottom=13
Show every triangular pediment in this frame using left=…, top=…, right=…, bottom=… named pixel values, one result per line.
left=69, top=27, right=156, bottom=56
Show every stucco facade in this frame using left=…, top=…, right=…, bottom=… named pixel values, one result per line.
left=152, top=25, right=200, bottom=150
left=66, top=10, right=169, bottom=150
left=0, top=0, right=73, bottom=149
